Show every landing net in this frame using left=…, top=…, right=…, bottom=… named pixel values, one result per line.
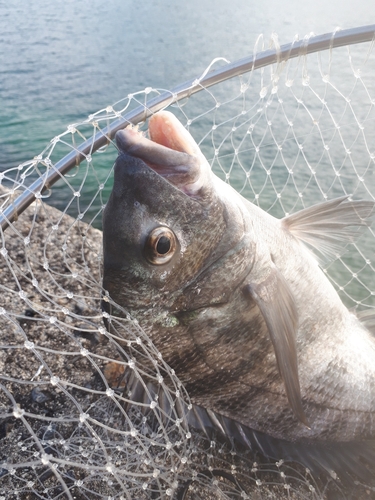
left=1, top=26, right=375, bottom=499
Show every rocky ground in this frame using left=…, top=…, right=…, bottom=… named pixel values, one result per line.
left=0, top=186, right=372, bottom=499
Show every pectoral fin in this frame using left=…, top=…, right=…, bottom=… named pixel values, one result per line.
left=244, top=266, right=308, bottom=426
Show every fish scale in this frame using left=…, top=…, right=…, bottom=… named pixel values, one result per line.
left=102, top=110, right=375, bottom=483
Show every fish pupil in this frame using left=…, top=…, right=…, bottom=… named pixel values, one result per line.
left=156, top=236, right=171, bottom=255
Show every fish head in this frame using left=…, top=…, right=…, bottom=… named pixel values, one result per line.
left=102, top=111, right=245, bottom=315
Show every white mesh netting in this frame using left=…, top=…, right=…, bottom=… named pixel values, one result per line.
left=1, top=29, right=375, bottom=499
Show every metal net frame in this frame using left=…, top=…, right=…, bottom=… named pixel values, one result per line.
left=1, top=25, right=375, bottom=499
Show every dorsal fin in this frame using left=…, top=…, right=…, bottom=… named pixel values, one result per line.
left=282, top=196, right=375, bottom=260
left=356, top=309, right=375, bottom=336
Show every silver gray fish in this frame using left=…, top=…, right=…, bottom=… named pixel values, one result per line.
left=102, top=111, right=375, bottom=481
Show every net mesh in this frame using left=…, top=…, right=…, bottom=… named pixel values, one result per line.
left=1, top=31, right=375, bottom=499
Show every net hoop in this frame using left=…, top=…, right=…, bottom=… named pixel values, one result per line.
left=1, top=24, right=375, bottom=232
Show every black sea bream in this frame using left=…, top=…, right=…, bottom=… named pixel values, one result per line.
left=102, top=110, right=375, bottom=481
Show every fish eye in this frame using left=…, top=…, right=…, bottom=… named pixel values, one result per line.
left=144, top=226, right=177, bottom=265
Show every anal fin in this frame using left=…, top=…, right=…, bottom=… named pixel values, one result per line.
left=244, top=265, right=308, bottom=426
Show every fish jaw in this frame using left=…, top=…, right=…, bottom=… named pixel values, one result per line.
left=148, top=111, right=201, bottom=155
left=115, top=111, right=212, bottom=198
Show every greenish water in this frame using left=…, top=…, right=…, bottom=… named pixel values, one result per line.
left=1, top=0, right=375, bottom=309
left=1, top=0, right=373, bottom=173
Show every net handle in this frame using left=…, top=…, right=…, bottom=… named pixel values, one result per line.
left=1, top=24, right=375, bottom=231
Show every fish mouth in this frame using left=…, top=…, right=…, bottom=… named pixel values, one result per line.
left=115, top=111, right=211, bottom=197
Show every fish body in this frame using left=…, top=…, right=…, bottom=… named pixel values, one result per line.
left=102, top=111, right=375, bottom=471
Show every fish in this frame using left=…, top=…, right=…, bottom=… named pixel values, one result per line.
left=102, top=110, right=375, bottom=483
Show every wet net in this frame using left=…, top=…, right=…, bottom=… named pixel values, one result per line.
left=1, top=26, right=375, bottom=499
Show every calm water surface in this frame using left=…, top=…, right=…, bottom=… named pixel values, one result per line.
left=0, top=0, right=373, bottom=171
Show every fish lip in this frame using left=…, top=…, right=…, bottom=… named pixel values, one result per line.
left=115, top=127, right=194, bottom=167
left=115, top=128, right=205, bottom=197
left=114, top=150, right=205, bottom=207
